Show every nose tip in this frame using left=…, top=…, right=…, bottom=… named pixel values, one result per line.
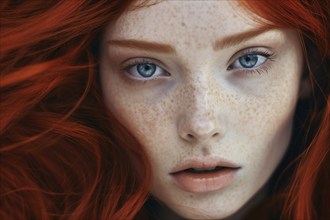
left=178, top=117, right=223, bottom=143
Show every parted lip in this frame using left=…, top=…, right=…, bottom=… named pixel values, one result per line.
left=170, top=156, right=241, bottom=174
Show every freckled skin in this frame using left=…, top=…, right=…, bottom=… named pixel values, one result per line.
left=100, top=1, right=304, bottom=219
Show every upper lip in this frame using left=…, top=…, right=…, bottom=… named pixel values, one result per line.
left=170, top=156, right=241, bottom=174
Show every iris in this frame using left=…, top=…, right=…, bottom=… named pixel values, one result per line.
left=137, top=63, right=156, bottom=77
left=239, top=54, right=258, bottom=68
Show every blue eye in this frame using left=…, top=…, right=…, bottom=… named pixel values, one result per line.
left=124, top=60, right=169, bottom=80
left=228, top=49, right=274, bottom=72
left=238, top=54, right=259, bottom=68
left=231, top=54, right=267, bottom=69
left=136, top=63, right=157, bottom=77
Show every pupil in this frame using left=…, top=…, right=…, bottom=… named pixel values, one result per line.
left=137, top=63, right=156, bottom=77
left=239, top=55, right=258, bottom=68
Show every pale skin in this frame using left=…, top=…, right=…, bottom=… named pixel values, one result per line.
left=100, top=1, right=305, bottom=219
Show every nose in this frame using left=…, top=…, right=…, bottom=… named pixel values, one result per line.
left=177, top=79, right=224, bottom=144
left=178, top=115, right=221, bottom=143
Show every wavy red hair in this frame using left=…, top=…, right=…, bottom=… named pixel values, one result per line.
left=1, top=0, right=329, bottom=219
left=1, top=0, right=151, bottom=219
left=238, top=1, right=329, bottom=219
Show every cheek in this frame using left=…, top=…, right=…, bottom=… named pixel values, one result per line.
left=102, top=82, right=171, bottom=145
left=235, top=76, right=300, bottom=182
left=106, top=95, right=177, bottom=181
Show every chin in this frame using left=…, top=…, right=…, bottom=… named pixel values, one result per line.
left=168, top=204, right=239, bottom=220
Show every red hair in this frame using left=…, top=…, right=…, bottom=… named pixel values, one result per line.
left=1, top=0, right=151, bottom=219
left=239, top=0, right=330, bottom=219
left=1, top=0, right=329, bottom=219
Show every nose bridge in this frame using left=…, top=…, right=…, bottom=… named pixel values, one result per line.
left=182, top=53, right=216, bottom=108
left=187, top=69, right=217, bottom=117
left=190, top=79, right=213, bottom=117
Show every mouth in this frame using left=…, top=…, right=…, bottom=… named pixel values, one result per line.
left=170, top=158, right=241, bottom=193
left=178, top=166, right=231, bottom=174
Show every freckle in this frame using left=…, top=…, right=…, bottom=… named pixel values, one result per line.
left=181, top=22, right=186, bottom=27
left=184, top=40, right=191, bottom=48
left=202, top=147, right=209, bottom=156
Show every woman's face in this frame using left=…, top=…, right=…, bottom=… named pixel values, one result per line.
left=100, top=1, right=303, bottom=219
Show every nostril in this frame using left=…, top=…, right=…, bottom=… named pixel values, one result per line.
left=187, top=134, right=194, bottom=139
left=212, top=132, right=219, bottom=137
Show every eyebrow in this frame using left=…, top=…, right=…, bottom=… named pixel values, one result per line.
left=107, top=26, right=274, bottom=53
left=213, top=26, right=274, bottom=50
left=108, top=39, right=176, bottom=53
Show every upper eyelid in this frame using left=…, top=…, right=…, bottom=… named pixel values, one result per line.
left=121, top=57, right=169, bottom=70
left=231, top=46, right=273, bottom=57
left=227, top=47, right=274, bottom=65
left=118, top=46, right=273, bottom=64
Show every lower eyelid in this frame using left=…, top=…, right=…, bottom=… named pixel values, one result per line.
left=120, top=66, right=170, bottom=84
left=235, top=61, right=273, bottom=75
left=245, top=66, right=270, bottom=75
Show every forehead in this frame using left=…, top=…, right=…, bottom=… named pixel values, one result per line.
left=106, top=1, right=261, bottom=44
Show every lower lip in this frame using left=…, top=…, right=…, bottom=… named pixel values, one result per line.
left=171, top=168, right=239, bottom=193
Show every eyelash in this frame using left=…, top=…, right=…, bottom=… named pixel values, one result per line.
left=120, top=58, right=169, bottom=83
left=120, top=48, right=276, bottom=82
left=227, top=48, right=275, bottom=75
